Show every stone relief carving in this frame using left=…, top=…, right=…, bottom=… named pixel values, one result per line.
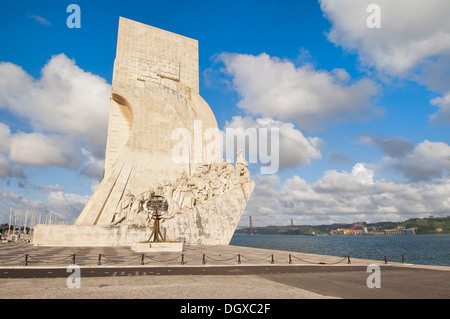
left=110, top=151, right=251, bottom=226
left=157, top=56, right=180, bottom=81
left=137, top=56, right=180, bottom=84
left=236, top=149, right=250, bottom=183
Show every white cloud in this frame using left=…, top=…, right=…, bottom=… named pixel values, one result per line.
left=79, top=148, right=105, bottom=181
left=358, top=136, right=450, bottom=181
left=313, top=163, right=374, bottom=194
left=430, top=93, right=450, bottom=124
left=219, top=52, right=380, bottom=130
left=0, top=155, right=9, bottom=178
left=392, top=140, right=450, bottom=181
left=320, top=0, right=450, bottom=77
left=1, top=122, right=80, bottom=176
left=0, top=54, right=111, bottom=222
left=244, top=163, right=450, bottom=226
left=0, top=54, right=111, bottom=159
left=319, top=0, right=450, bottom=123
left=0, top=123, right=11, bottom=152
left=47, top=190, right=90, bottom=220
left=224, top=116, right=322, bottom=171
left=0, top=124, right=26, bottom=178
left=0, top=188, right=89, bottom=224
left=9, top=132, right=79, bottom=168
left=357, top=134, right=415, bottom=158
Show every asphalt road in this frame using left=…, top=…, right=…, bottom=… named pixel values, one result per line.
left=1, top=264, right=449, bottom=299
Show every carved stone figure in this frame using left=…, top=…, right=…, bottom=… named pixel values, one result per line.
left=163, top=181, right=179, bottom=219
left=235, top=149, right=250, bottom=183
left=109, top=151, right=253, bottom=226
left=111, top=190, right=134, bottom=225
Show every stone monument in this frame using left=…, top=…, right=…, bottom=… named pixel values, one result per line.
left=33, top=17, right=255, bottom=247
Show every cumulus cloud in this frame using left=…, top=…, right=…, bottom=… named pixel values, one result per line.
left=320, top=0, right=450, bottom=76
left=46, top=191, right=90, bottom=220
left=357, top=135, right=450, bottom=181
left=219, top=52, right=380, bottom=130
left=9, top=132, right=79, bottom=168
left=392, top=140, right=450, bottom=181
left=319, top=0, right=450, bottom=123
left=0, top=155, right=9, bottom=178
left=0, top=121, right=81, bottom=170
left=0, top=123, right=11, bottom=152
left=224, top=116, right=322, bottom=172
left=357, top=134, right=415, bottom=158
left=0, top=188, right=89, bottom=224
left=0, top=124, right=27, bottom=179
left=0, top=54, right=111, bottom=159
left=0, top=52, right=112, bottom=214
left=79, top=148, right=105, bottom=181
left=0, top=54, right=111, bottom=222
left=430, top=93, right=450, bottom=124
left=244, top=163, right=450, bottom=225
left=314, top=163, right=374, bottom=195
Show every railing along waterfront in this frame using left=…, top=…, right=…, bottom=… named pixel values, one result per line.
left=0, top=252, right=388, bottom=267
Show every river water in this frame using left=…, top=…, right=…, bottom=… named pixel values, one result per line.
left=230, top=234, right=450, bottom=267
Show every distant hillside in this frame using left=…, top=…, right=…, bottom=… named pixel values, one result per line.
left=234, top=216, right=450, bottom=235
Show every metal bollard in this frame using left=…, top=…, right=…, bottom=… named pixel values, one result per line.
left=72, top=254, right=76, bottom=264
left=271, top=254, right=274, bottom=264
left=23, top=254, right=28, bottom=266
left=237, top=254, right=241, bottom=264
left=347, top=256, right=351, bottom=264
left=288, top=254, right=292, bottom=264
left=141, top=254, right=145, bottom=265
left=181, top=254, right=185, bottom=265
left=97, top=254, right=102, bottom=266
left=202, top=254, right=206, bottom=265
left=402, top=255, right=405, bottom=264
left=384, top=256, right=388, bottom=264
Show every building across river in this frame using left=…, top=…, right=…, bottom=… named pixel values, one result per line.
left=384, top=228, right=416, bottom=236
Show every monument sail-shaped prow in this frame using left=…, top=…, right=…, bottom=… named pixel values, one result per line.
left=75, top=17, right=220, bottom=226
left=33, top=17, right=254, bottom=246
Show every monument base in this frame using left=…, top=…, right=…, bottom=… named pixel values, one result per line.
left=33, top=224, right=152, bottom=247
left=131, top=241, right=183, bottom=252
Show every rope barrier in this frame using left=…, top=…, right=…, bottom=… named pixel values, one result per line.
left=0, top=255, right=24, bottom=265
left=145, top=254, right=184, bottom=263
left=202, top=254, right=239, bottom=264
left=27, top=254, right=73, bottom=265
left=240, top=254, right=274, bottom=263
left=0, top=251, right=404, bottom=267
left=101, top=255, right=142, bottom=264
left=289, top=254, right=349, bottom=265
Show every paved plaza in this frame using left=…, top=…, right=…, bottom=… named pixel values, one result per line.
left=0, top=242, right=449, bottom=300
left=0, top=242, right=386, bottom=267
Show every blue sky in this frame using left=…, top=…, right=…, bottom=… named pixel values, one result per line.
left=1, top=0, right=450, bottom=226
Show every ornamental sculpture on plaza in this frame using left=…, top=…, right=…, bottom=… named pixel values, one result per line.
left=33, top=17, right=254, bottom=247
